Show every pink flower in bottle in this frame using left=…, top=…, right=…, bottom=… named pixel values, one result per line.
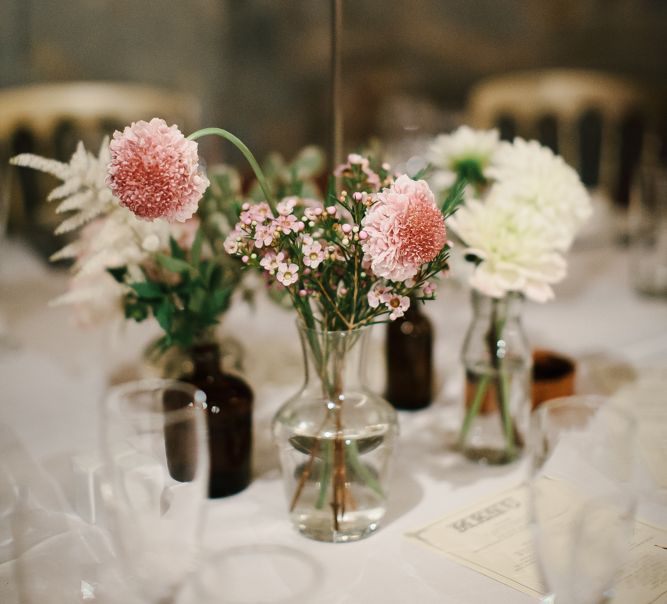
left=107, top=118, right=209, bottom=222
left=361, top=175, right=446, bottom=282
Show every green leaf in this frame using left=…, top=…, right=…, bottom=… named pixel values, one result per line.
left=155, top=300, right=173, bottom=333
left=441, top=178, right=466, bottom=217
left=188, top=287, right=207, bottom=313
left=190, top=227, right=205, bottom=267
left=169, top=237, right=186, bottom=260
left=129, top=281, right=164, bottom=299
left=156, top=254, right=193, bottom=274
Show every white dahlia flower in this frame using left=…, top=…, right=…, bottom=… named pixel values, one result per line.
left=448, top=195, right=567, bottom=302
left=487, top=138, right=592, bottom=251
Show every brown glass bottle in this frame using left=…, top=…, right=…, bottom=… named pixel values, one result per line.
left=385, top=300, right=433, bottom=410
left=182, top=343, right=253, bottom=498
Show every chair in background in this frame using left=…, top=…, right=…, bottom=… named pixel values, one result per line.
left=466, top=69, right=661, bottom=207
left=0, top=81, right=200, bottom=255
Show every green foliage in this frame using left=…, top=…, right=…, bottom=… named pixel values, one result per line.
left=249, top=146, right=326, bottom=201
left=108, top=230, right=239, bottom=353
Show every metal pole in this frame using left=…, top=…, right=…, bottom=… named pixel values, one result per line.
left=331, top=0, right=343, bottom=173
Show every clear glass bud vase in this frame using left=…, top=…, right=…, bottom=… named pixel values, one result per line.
left=272, top=324, right=399, bottom=542
left=458, top=290, right=531, bottom=465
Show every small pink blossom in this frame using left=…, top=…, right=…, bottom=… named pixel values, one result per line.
left=260, top=251, right=284, bottom=273
left=254, top=222, right=277, bottom=248
left=367, top=283, right=390, bottom=308
left=276, top=197, right=297, bottom=216
left=276, top=214, right=298, bottom=234
left=223, top=229, right=243, bottom=255
left=107, top=118, right=209, bottom=222
left=334, top=153, right=382, bottom=190
left=277, top=262, right=299, bottom=286
left=341, top=223, right=352, bottom=234
left=422, top=281, right=436, bottom=296
left=385, top=294, right=410, bottom=320
left=304, top=206, right=324, bottom=221
left=245, top=202, right=273, bottom=224
left=303, top=241, right=326, bottom=269
left=361, top=175, right=446, bottom=282
left=326, top=206, right=337, bottom=216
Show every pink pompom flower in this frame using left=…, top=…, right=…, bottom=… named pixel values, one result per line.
left=361, top=175, right=446, bottom=282
left=107, top=118, right=209, bottom=223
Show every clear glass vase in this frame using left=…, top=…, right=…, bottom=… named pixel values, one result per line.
left=272, top=324, right=399, bottom=542
left=458, top=290, right=531, bottom=465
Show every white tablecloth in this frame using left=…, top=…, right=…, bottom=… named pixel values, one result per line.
left=1, top=238, right=666, bottom=604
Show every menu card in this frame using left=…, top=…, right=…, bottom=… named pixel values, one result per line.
left=409, top=481, right=667, bottom=603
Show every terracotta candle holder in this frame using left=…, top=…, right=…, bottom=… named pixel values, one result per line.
left=531, top=349, right=576, bottom=409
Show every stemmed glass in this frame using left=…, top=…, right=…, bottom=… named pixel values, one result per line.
left=529, top=396, right=637, bottom=604
left=100, top=379, right=209, bottom=604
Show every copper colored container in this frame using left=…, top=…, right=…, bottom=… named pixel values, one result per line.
left=531, top=349, right=576, bottom=409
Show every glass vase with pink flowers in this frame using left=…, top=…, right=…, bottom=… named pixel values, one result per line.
left=225, top=154, right=463, bottom=541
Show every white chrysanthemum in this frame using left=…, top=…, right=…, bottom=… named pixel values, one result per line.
left=449, top=196, right=567, bottom=302
left=428, top=126, right=500, bottom=190
left=487, top=138, right=592, bottom=251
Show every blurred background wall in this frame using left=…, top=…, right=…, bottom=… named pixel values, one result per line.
left=1, top=0, right=666, bottom=163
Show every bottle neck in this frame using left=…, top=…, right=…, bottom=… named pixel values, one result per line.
left=298, top=324, right=369, bottom=402
left=190, top=343, right=222, bottom=377
left=471, top=290, right=523, bottom=323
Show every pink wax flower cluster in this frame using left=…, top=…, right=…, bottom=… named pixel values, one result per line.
left=107, top=118, right=209, bottom=223
left=224, top=154, right=454, bottom=331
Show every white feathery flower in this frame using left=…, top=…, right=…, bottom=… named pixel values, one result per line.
left=428, top=126, right=500, bottom=189
left=12, top=139, right=173, bottom=324
left=12, top=138, right=116, bottom=235
left=448, top=195, right=567, bottom=302
left=487, top=138, right=592, bottom=251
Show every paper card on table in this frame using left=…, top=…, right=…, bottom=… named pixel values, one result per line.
left=408, top=481, right=667, bottom=603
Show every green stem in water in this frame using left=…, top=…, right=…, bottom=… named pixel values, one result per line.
left=458, top=373, right=490, bottom=447
left=345, top=441, right=384, bottom=498
left=315, top=439, right=333, bottom=509
left=187, top=127, right=275, bottom=209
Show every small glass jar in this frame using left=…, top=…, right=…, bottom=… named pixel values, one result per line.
left=272, top=323, right=398, bottom=542
left=458, top=290, right=531, bottom=465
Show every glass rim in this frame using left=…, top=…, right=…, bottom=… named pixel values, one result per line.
left=103, top=378, right=207, bottom=424
left=535, top=394, right=637, bottom=428
left=295, top=318, right=373, bottom=336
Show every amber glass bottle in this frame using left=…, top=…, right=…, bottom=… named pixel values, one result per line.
left=385, top=300, right=433, bottom=410
left=183, top=343, right=253, bottom=497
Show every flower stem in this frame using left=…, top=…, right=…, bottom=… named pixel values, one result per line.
left=458, top=373, right=490, bottom=447
left=187, top=127, right=275, bottom=209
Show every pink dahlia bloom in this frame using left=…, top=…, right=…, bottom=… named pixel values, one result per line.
left=107, top=118, right=209, bottom=222
left=361, top=175, right=446, bottom=282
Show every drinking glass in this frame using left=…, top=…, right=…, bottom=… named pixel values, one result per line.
left=628, top=165, right=667, bottom=296
left=529, top=395, right=637, bottom=604
left=100, top=379, right=209, bottom=604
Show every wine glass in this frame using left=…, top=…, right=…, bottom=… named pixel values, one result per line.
left=529, top=395, right=637, bottom=604
left=100, top=379, right=209, bottom=604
